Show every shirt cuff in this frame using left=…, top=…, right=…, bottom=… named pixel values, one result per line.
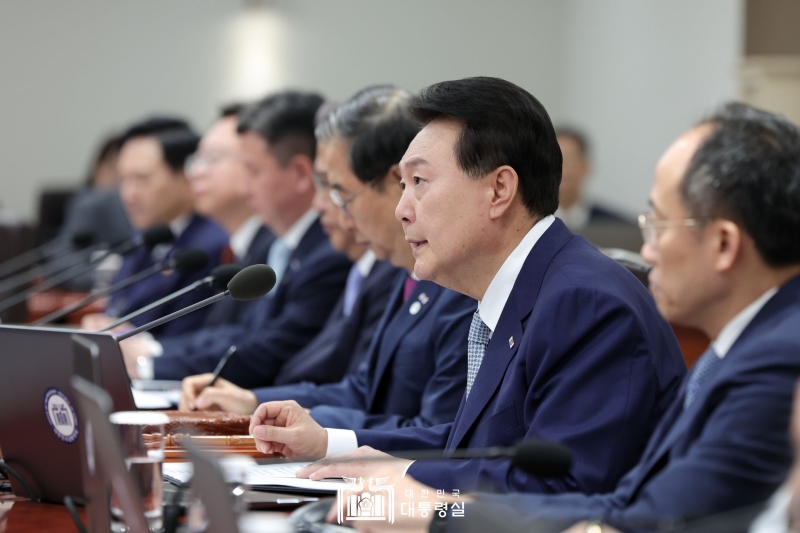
left=324, top=428, right=358, bottom=457
left=402, top=460, right=416, bottom=477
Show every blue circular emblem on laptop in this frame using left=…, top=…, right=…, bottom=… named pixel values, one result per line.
left=43, top=387, right=79, bottom=444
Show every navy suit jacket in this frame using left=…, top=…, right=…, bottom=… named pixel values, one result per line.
left=200, top=225, right=275, bottom=328
left=152, top=218, right=351, bottom=386
left=254, top=270, right=475, bottom=431
left=471, top=275, right=800, bottom=533
left=273, top=259, right=399, bottom=386
left=107, top=214, right=227, bottom=337
left=355, top=219, right=686, bottom=494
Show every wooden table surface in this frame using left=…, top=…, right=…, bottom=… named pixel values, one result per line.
left=0, top=499, right=84, bottom=533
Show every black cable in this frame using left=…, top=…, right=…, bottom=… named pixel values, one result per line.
left=163, top=482, right=187, bottom=533
left=63, top=495, right=89, bottom=533
left=0, top=459, right=39, bottom=503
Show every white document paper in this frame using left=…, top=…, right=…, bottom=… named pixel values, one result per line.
left=131, top=388, right=180, bottom=409
left=164, top=461, right=344, bottom=492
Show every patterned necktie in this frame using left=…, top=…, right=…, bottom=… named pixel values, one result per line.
left=267, top=238, right=291, bottom=290
left=683, top=346, right=723, bottom=409
left=466, top=310, right=491, bottom=398
left=342, top=263, right=365, bottom=317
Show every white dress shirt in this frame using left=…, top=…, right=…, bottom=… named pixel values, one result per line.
left=228, top=216, right=263, bottom=262
left=136, top=211, right=318, bottom=379
left=279, top=209, right=319, bottom=252
left=324, top=215, right=556, bottom=456
left=355, top=249, right=377, bottom=278
left=712, top=287, right=777, bottom=358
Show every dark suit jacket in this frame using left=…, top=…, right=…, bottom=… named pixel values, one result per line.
left=59, top=189, right=132, bottom=291
left=469, top=275, right=800, bottom=533
left=355, top=219, right=687, bottom=494
left=254, top=270, right=475, bottom=431
left=200, top=225, right=275, bottom=328
left=273, top=259, right=399, bottom=386
left=153, top=218, right=352, bottom=386
left=106, top=214, right=227, bottom=337
left=588, top=203, right=633, bottom=225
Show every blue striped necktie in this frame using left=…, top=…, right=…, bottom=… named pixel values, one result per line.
left=466, top=310, right=491, bottom=398
left=684, top=346, right=722, bottom=409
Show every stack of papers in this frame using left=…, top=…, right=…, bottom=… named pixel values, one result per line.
left=164, top=461, right=344, bottom=494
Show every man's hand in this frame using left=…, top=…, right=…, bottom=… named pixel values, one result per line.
left=249, top=400, right=328, bottom=458
left=296, top=446, right=412, bottom=482
left=179, top=374, right=258, bottom=413
left=119, top=336, right=153, bottom=379
left=81, top=313, right=114, bottom=331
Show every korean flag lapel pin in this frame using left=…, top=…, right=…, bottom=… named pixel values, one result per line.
left=409, top=293, right=429, bottom=315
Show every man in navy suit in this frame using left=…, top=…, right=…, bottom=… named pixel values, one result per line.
left=176, top=102, right=400, bottom=410
left=248, top=78, right=686, bottom=496
left=104, top=117, right=228, bottom=344
left=184, top=104, right=275, bottom=328
left=179, top=86, right=474, bottom=433
left=122, top=92, right=352, bottom=386
left=341, top=103, right=800, bottom=533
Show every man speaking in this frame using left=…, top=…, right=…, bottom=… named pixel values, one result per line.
left=249, top=77, right=686, bottom=496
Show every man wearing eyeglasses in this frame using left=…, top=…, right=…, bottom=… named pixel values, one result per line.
left=179, top=85, right=474, bottom=433
left=330, top=102, right=800, bottom=533
left=124, top=91, right=353, bottom=385
left=184, top=104, right=276, bottom=327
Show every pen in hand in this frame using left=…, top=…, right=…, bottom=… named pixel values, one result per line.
left=191, top=345, right=237, bottom=411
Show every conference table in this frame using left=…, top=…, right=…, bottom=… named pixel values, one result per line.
left=0, top=498, right=82, bottom=532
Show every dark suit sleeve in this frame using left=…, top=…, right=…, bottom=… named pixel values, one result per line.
left=253, top=359, right=373, bottom=410
left=404, top=285, right=668, bottom=494
left=458, top=340, right=798, bottom=532
left=154, top=251, right=350, bottom=385
left=312, top=293, right=472, bottom=431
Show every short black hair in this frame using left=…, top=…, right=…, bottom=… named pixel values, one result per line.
left=555, top=127, right=590, bottom=157
left=322, top=85, right=420, bottom=190
left=119, top=116, right=199, bottom=173
left=683, top=102, right=800, bottom=267
left=237, top=90, right=324, bottom=165
left=410, top=77, right=561, bottom=218
left=220, top=102, right=245, bottom=118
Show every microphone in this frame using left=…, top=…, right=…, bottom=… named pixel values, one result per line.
left=0, top=224, right=174, bottom=314
left=0, top=232, right=98, bottom=294
left=98, top=264, right=243, bottom=332
left=115, top=264, right=275, bottom=341
left=0, top=231, right=94, bottom=281
left=31, top=248, right=210, bottom=326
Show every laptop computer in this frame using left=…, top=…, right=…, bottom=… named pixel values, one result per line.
left=0, top=325, right=135, bottom=503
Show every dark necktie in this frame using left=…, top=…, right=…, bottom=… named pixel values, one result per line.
left=342, top=263, right=365, bottom=317
left=684, top=346, right=723, bottom=409
left=466, top=310, right=491, bottom=398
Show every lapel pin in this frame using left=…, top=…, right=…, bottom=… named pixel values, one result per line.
left=419, top=293, right=429, bottom=304
left=409, top=301, right=422, bottom=315
left=508, top=336, right=515, bottom=348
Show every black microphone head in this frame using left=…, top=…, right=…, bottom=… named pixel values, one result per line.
left=171, top=248, right=210, bottom=274
left=511, top=439, right=573, bottom=478
left=227, top=264, right=276, bottom=301
left=210, top=264, right=243, bottom=290
left=142, top=224, right=174, bottom=249
left=71, top=231, right=94, bottom=248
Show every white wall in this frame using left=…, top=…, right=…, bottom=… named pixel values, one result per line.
left=0, top=0, right=743, bottom=221
left=560, top=0, right=744, bottom=217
